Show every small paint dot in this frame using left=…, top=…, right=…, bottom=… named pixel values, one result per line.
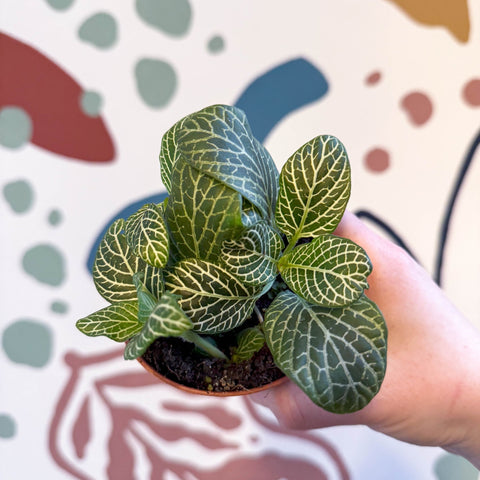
left=365, top=71, right=381, bottom=86
left=22, top=244, right=66, bottom=286
left=364, top=148, right=390, bottom=173
left=48, top=209, right=63, bottom=226
left=78, top=12, right=118, bottom=49
left=51, top=300, right=69, bottom=314
left=0, top=414, right=16, bottom=439
left=45, top=0, right=74, bottom=10
left=3, top=180, right=34, bottom=214
left=0, top=107, right=33, bottom=149
left=135, top=58, right=177, bottom=108
left=2, top=319, right=52, bottom=368
left=207, top=35, right=225, bottom=54
left=80, top=91, right=103, bottom=117
left=135, top=0, right=192, bottom=37
left=462, top=78, right=480, bottom=107
left=400, top=91, right=433, bottom=126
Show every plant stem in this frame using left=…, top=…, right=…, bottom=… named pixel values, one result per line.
left=181, top=330, right=228, bottom=360
left=254, top=305, right=264, bottom=323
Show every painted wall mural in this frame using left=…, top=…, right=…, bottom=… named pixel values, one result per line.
left=1, top=1, right=479, bottom=479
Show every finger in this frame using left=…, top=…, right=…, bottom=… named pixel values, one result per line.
left=249, top=380, right=374, bottom=430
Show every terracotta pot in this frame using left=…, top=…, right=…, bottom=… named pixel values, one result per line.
left=137, top=355, right=288, bottom=396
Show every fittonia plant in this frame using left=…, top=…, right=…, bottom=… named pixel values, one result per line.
left=77, top=104, right=387, bottom=414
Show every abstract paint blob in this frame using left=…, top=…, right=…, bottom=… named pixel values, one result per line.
left=22, top=244, right=66, bottom=286
left=400, top=91, right=433, bottom=126
left=208, top=35, right=225, bottom=54
left=364, top=148, right=391, bottom=173
left=365, top=71, right=382, bottom=86
left=45, top=0, right=74, bottom=10
left=2, top=179, right=34, bottom=213
left=135, top=0, right=192, bottom=37
left=0, top=414, right=16, bottom=438
left=134, top=58, right=177, bottom=108
left=0, top=106, right=33, bottom=148
left=0, top=33, right=115, bottom=162
left=235, top=58, right=329, bottom=142
left=48, top=209, right=63, bottom=226
left=51, top=300, right=69, bottom=314
left=462, top=78, right=480, bottom=107
left=434, top=453, right=478, bottom=480
left=384, top=0, right=470, bottom=43
left=78, top=12, right=118, bottom=49
left=80, top=91, right=103, bottom=117
left=2, top=319, right=52, bottom=368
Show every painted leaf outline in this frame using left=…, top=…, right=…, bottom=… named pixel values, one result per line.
left=279, top=235, right=372, bottom=307
left=263, top=290, right=387, bottom=413
left=164, top=258, right=261, bottom=334
left=92, top=219, right=144, bottom=303
left=165, top=157, right=244, bottom=261
left=276, top=135, right=351, bottom=241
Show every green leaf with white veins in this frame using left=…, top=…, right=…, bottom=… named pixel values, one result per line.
left=159, top=115, right=187, bottom=193
left=279, top=235, right=372, bottom=307
left=125, top=203, right=169, bottom=269
left=232, top=326, right=265, bottom=363
left=276, top=135, right=350, bottom=242
left=222, top=222, right=283, bottom=286
left=93, top=219, right=145, bottom=303
left=176, top=104, right=278, bottom=219
left=263, top=290, right=387, bottom=413
left=165, top=157, right=243, bottom=261
left=164, top=259, right=261, bottom=334
left=76, top=301, right=142, bottom=342
left=124, top=292, right=193, bottom=360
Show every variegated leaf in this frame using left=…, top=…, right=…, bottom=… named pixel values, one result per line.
left=92, top=219, right=145, bottom=303
left=164, top=259, right=261, bottom=334
left=276, top=135, right=350, bottom=241
left=278, top=235, right=371, bottom=307
left=76, top=302, right=142, bottom=342
left=124, top=292, right=193, bottom=360
left=165, top=157, right=243, bottom=261
left=263, top=290, right=387, bottom=413
left=176, top=104, right=278, bottom=219
left=142, top=264, right=164, bottom=300
left=221, top=222, right=283, bottom=286
left=232, top=326, right=265, bottom=362
left=133, top=272, right=157, bottom=323
left=159, top=116, right=186, bottom=193
left=124, top=203, right=169, bottom=269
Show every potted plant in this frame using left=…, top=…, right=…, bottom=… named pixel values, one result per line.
left=77, top=104, right=387, bottom=414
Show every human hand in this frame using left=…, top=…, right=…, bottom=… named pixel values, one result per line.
left=251, top=211, right=480, bottom=468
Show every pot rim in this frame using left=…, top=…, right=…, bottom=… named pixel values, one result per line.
left=137, top=355, right=288, bottom=396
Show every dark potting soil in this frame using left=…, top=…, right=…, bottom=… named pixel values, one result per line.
left=141, top=296, right=285, bottom=393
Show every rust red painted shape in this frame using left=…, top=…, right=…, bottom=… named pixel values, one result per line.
left=0, top=33, right=115, bottom=162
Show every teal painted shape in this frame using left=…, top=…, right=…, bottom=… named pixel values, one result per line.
left=135, top=0, right=192, bottom=37
left=0, top=414, right=16, bottom=438
left=78, top=12, right=118, bottom=49
left=0, top=106, right=32, bottom=148
left=434, top=453, right=478, bottom=479
left=22, top=243, right=66, bottom=286
left=2, top=319, right=52, bottom=368
left=2, top=179, right=34, bottom=213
